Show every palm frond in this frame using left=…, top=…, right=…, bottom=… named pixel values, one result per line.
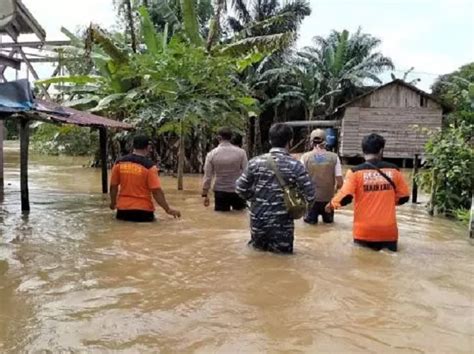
left=86, top=25, right=129, bottom=65
left=35, top=75, right=105, bottom=86
left=152, top=0, right=181, bottom=30
left=220, top=32, right=295, bottom=56
left=180, top=0, right=203, bottom=46
left=138, top=6, right=163, bottom=56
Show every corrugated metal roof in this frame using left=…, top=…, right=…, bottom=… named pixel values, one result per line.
left=35, top=100, right=133, bottom=130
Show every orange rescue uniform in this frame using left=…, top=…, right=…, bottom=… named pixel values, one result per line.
left=331, top=161, right=410, bottom=242
left=110, top=154, right=161, bottom=212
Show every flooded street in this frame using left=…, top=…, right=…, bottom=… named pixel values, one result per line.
left=0, top=142, right=473, bottom=353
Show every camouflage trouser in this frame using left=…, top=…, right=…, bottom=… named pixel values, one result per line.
left=249, top=216, right=294, bottom=254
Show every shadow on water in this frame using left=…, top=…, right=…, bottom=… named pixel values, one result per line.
left=0, top=141, right=473, bottom=353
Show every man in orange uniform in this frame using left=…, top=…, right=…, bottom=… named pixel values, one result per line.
left=110, top=135, right=181, bottom=222
left=326, top=133, right=410, bottom=251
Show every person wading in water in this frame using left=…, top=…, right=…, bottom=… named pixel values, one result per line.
left=109, top=135, right=181, bottom=222
left=300, top=129, right=343, bottom=224
left=326, top=133, right=410, bottom=251
left=202, top=127, right=248, bottom=211
left=236, top=124, right=315, bottom=253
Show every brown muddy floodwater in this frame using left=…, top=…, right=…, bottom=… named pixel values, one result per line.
left=0, top=141, right=473, bottom=353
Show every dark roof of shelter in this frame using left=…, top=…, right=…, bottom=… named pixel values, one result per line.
left=35, top=100, right=133, bottom=130
left=0, top=79, right=132, bottom=130
left=335, top=79, right=443, bottom=111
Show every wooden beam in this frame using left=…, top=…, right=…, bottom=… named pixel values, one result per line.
left=412, top=154, right=419, bottom=204
left=0, top=40, right=70, bottom=48
left=0, top=121, right=4, bottom=192
left=18, top=48, right=50, bottom=99
left=0, top=48, right=19, bottom=77
left=19, top=118, right=30, bottom=212
left=0, top=53, right=21, bottom=70
left=99, top=128, right=108, bottom=194
left=284, top=120, right=341, bottom=128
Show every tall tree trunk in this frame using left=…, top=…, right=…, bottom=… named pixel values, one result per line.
left=254, top=116, right=262, bottom=155
left=177, top=120, right=185, bottom=190
left=273, top=105, right=278, bottom=122
left=125, top=0, right=138, bottom=53
left=206, top=0, right=225, bottom=51
left=246, top=116, right=254, bottom=157
left=308, top=107, right=314, bottom=121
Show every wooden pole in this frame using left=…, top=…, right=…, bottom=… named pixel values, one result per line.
left=19, top=119, right=30, bottom=212
left=99, top=128, right=108, bottom=194
left=412, top=154, right=419, bottom=204
left=469, top=197, right=473, bottom=239
left=0, top=120, right=4, bottom=193
left=177, top=121, right=185, bottom=191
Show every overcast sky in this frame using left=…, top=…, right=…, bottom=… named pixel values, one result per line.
left=3, top=0, right=473, bottom=91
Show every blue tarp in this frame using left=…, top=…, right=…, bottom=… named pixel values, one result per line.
left=0, top=79, right=35, bottom=112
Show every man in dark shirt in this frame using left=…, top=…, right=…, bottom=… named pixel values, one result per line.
left=236, top=124, right=315, bottom=253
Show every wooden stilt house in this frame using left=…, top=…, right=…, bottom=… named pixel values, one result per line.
left=336, top=79, right=443, bottom=159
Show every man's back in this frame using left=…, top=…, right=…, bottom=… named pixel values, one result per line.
left=110, top=154, right=161, bottom=211
left=204, top=142, right=247, bottom=193
left=237, top=149, right=315, bottom=216
left=301, top=149, right=339, bottom=202
left=332, top=160, right=409, bottom=241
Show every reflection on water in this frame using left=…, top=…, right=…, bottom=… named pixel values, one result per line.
left=1, top=141, right=473, bottom=353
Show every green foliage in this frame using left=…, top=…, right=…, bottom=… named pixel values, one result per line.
left=432, top=63, right=474, bottom=110
left=128, top=38, right=257, bottom=134
left=299, top=27, right=394, bottom=113
left=31, top=124, right=99, bottom=156
left=417, top=123, right=473, bottom=218
left=180, top=0, right=203, bottom=46
left=454, top=208, right=471, bottom=225
left=431, top=62, right=474, bottom=127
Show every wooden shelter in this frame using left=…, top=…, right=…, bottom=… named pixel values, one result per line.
left=336, top=79, right=443, bottom=159
left=0, top=80, right=133, bottom=213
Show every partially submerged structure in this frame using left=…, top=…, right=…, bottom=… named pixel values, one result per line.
left=336, top=79, right=443, bottom=160
left=0, top=79, right=132, bottom=212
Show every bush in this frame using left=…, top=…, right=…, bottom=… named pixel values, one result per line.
left=31, top=123, right=99, bottom=156
left=417, top=123, right=473, bottom=219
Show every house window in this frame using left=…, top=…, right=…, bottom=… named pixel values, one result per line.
left=420, top=96, right=426, bottom=107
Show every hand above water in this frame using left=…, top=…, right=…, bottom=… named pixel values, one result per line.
left=166, top=208, right=181, bottom=218
left=325, top=203, right=334, bottom=214
left=203, top=197, right=210, bottom=207
left=110, top=202, right=116, bottom=210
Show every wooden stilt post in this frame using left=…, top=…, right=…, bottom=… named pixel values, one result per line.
left=99, top=127, right=108, bottom=194
left=412, top=154, right=419, bottom=204
left=19, top=118, right=30, bottom=212
left=0, top=120, right=4, bottom=193
left=469, top=197, right=473, bottom=239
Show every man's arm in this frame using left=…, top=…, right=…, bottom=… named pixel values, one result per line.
left=110, top=185, right=119, bottom=210
left=294, top=161, right=316, bottom=205
left=109, top=164, right=120, bottom=210
left=395, top=170, right=410, bottom=206
left=326, top=169, right=357, bottom=212
left=335, top=156, right=344, bottom=190
left=241, top=150, right=248, bottom=172
left=236, top=160, right=256, bottom=201
left=152, top=189, right=181, bottom=218
left=202, top=152, right=214, bottom=202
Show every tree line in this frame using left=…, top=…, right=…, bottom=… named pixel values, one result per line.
left=29, top=0, right=472, bottom=222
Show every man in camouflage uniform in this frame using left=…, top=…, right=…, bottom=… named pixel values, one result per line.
left=236, top=124, right=315, bottom=253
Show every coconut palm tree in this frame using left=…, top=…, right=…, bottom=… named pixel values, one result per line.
left=299, top=28, right=394, bottom=113
left=206, top=0, right=310, bottom=52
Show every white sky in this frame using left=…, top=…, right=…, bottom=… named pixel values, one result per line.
left=2, top=0, right=473, bottom=91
